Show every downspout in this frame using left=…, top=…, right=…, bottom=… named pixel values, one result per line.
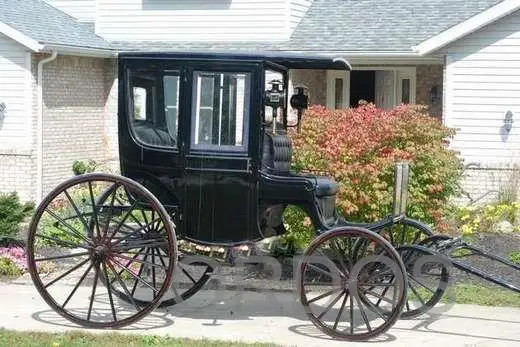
left=36, top=51, right=57, bottom=203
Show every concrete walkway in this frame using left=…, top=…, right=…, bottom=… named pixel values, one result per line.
left=0, top=283, right=519, bottom=347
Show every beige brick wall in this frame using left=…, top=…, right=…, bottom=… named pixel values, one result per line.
left=455, top=166, right=520, bottom=205
left=103, top=58, right=119, bottom=171
left=38, top=55, right=118, bottom=196
left=290, top=69, right=327, bottom=106
left=416, top=64, right=443, bottom=119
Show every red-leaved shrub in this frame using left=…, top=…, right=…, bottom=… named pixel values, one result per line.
left=290, top=104, right=462, bottom=229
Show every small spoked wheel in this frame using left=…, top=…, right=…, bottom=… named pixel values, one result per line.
left=377, top=217, right=433, bottom=249
left=374, top=217, right=435, bottom=317
left=27, top=173, right=177, bottom=328
left=395, top=245, right=450, bottom=319
left=298, top=227, right=407, bottom=341
left=95, top=187, right=213, bottom=308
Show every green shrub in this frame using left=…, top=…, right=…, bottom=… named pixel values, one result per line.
left=453, top=202, right=520, bottom=236
left=509, top=251, right=520, bottom=264
left=72, top=159, right=97, bottom=176
left=269, top=205, right=314, bottom=256
left=0, top=247, right=27, bottom=277
left=290, top=104, right=462, bottom=230
left=0, top=192, right=34, bottom=240
left=0, top=257, right=23, bottom=277
left=39, top=183, right=105, bottom=247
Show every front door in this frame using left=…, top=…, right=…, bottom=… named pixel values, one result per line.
left=182, top=67, right=258, bottom=243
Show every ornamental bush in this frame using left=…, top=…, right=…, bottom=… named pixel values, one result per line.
left=290, top=104, right=462, bottom=229
left=0, top=192, right=34, bottom=240
left=0, top=247, right=27, bottom=277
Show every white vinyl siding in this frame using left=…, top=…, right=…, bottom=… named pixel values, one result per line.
left=289, top=0, right=313, bottom=33
left=44, top=0, right=96, bottom=22
left=443, top=11, right=520, bottom=166
left=96, top=0, right=288, bottom=41
left=0, top=34, right=31, bottom=150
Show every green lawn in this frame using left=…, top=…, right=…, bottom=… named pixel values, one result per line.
left=0, top=330, right=282, bottom=347
left=445, top=283, right=520, bottom=307
left=412, top=283, right=520, bottom=308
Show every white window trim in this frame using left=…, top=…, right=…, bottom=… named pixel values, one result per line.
left=326, top=70, right=350, bottom=109
left=396, top=68, right=417, bottom=105
left=326, top=66, right=416, bottom=109
left=191, top=71, right=250, bottom=153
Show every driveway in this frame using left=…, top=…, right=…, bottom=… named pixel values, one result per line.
left=0, top=283, right=519, bottom=347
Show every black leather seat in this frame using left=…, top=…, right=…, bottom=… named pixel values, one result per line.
left=261, top=131, right=339, bottom=197
left=312, top=177, right=339, bottom=197
left=133, top=121, right=175, bottom=147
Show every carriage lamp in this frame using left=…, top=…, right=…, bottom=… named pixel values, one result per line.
left=290, top=87, right=309, bottom=133
left=264, top=80, right=285, bottom=109
left=264, top=80, right=285, bottom=132
left=504, top=110, right=514, bottom=132
left=0, top=102, right=6, bottom=121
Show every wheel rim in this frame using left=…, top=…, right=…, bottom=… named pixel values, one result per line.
left=375, top=218, right=435, bottom=318
left=377, top=218, right=433, bottom=249
left=27, top=173, right=177, bottom=328
left=298, top=227, right=407, bottom=341
left=395, top=245, right=450, bottom=318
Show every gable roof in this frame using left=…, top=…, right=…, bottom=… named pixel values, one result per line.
left=288, top=0, right=503, bottom=52
left=414, top=0, right=520, bottom=54
left=0, top=0, right=111, bottom=53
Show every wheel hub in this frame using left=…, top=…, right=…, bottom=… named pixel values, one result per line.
left=93, top=245, right=109, bottom=260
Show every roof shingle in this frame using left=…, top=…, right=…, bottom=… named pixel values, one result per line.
left=288, top=0, right=504, bottom=52
left=0, top=0, right=110, bottom=50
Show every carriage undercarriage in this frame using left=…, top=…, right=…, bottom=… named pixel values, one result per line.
left=26, top=52, right=520, bottom=341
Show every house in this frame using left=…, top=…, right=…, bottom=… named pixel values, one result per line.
left=0, top=0, right=518, bottom=204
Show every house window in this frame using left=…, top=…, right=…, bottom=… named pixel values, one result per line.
left=334, top=78, right=344, bottom=109
left=401, top=78, right=411, bottom=104
left=191, top=71, right=250, bottom=152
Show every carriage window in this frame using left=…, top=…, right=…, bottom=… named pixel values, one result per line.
left=133, top=87, right=147, bottom=120
left=129, top=71, right=178, bottom=148
left=164, top=75, right=180, bottom=142
left=191, top=71, right=250, bottom=152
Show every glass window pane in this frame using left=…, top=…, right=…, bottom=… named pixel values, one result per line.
left=401, top=78, right=410, bottom=104
left=133, top=87, right=147, bottom=120
left=192, top=71, right=249, bottom=151
left=200, top=76, right=215, bottom=107
left=197, top=108, right=214, bottom=144
left=130, top=71, right=175, bottom=148
left=164, top=75, right=179, bottom=142
left=164, top=75, right=179, bottom=106
left=335, top=78, right=343, bottom=109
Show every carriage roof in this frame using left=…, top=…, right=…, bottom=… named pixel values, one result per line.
left=118, top=51, right=352, bottom=71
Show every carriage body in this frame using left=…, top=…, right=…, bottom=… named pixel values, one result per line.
left=30, top=51, right=480, bottom=340
left=117, top=52, right=345, bottom=244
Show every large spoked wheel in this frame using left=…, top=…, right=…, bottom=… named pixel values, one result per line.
left=298, top=227, right=407, bottom=341
left=27, top=173, right=177, bottom=328
left=95, top=187, right=213, bottom=308
left=395, top=244, right=450, bottom=319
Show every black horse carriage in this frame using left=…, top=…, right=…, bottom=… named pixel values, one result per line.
left=26, top=51, right=520, bottom=341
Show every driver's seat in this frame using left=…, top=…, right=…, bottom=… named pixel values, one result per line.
left=261, top=131, right=339, bottom=197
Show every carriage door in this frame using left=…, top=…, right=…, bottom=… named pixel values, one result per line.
left=183, top=69, right=256, bottom=242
